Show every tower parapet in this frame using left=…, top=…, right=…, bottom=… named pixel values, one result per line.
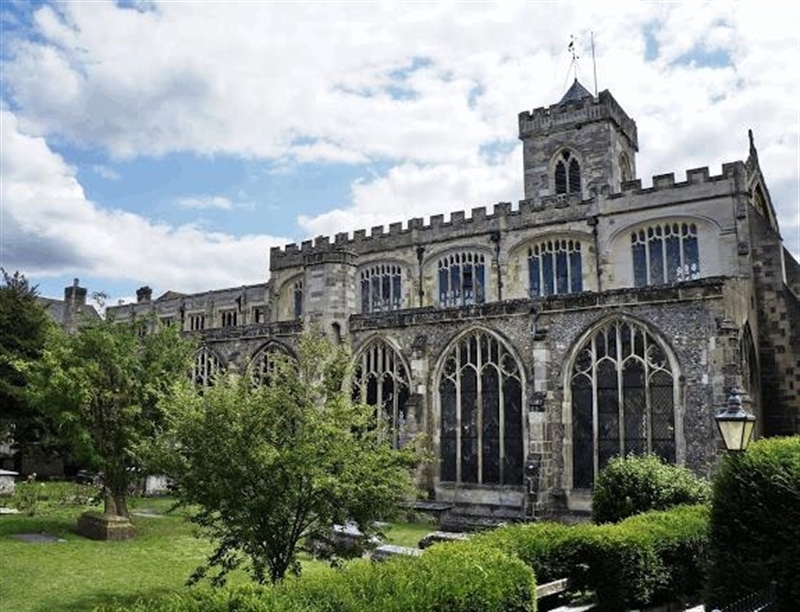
left=519, top=89, right=638, bottom=151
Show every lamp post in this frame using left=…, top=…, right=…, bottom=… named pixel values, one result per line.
left=714, top=387, right=756, bottom=452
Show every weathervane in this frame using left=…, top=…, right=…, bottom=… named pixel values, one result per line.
left=568, top=35, right=580, bottom=82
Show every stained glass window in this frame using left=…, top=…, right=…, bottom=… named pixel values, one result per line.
left=570, top=319, right=676, bottom=488
left=438, top=252, right=486, bottom=307
left=353, top=338, right=411, bottom=448
left=632, top=222, right=700, bottom=287
left=529, top=239, right=584, bottom=297
left=360, top=264, right=403, bottom=313
left=438, top=330, right=524, bottom=485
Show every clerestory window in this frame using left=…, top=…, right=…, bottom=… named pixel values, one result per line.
left=529, top=239, right=584, bottom=297
left=570, top=319, right=677, bottom=488
left=438, top=330, right=524, bottom=485
left=631, top=222, right=700, bottom=287
left=438, top=252, right=486, bottom=308
left=555, top=150, right=581, bottom=195
left=360, top=264, right=402, bottom=313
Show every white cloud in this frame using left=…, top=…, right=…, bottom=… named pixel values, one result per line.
left=0, top=108, right=289, bottom=300
left=92, top=164, right=120, bottom=180
left=1, top=0, right=798, bottom=270
left=176, top=195, right=233, bottom=210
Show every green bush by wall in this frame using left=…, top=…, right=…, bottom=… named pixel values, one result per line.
left=706, top=436, right=800, bottom=610
left=592, top=453, right=711, bottom=524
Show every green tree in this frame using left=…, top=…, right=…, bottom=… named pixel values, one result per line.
left=0, top=269, right=53, bottom=460
left=156, top=331, right=417, bottom=585
left=26, top=315, right=194, bottom=517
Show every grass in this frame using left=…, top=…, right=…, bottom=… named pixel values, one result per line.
left=0, top=482, right=436, bottom=612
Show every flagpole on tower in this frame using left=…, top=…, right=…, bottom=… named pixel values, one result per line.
left=591, top=31, right=598, bottom=97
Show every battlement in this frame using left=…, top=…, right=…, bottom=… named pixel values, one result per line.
left=519, top=89, right=638, bottom=150
left=606, top=162, right=744, bottom=199
left=270, top=195, right=599, bottom=268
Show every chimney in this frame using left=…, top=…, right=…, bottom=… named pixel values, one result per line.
left=64, top=278, right=87, bottom=307
left=136, top=286, right=153, bottom=303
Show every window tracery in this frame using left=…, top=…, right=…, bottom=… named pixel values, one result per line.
left=528, top=239, right=584, bottom=296
left=631, top=222, right=700, bottom=287
left=192, top=347, right=223, bottom=388
left=438, top=252, right=486, bottom=308
left=438, top=330, right=524, bottom=485
left=353, top=338, right=410, bottom=448
left=555, top=150, right=581, bottom=195
left=570, top=319, right=677, bottom=488
left=360, top=264, right=403, bottom=313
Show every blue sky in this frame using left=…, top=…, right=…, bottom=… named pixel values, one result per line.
left=1, top=1, right=798, bottom=307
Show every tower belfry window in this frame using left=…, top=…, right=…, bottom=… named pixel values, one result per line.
left=555, top=150, right=581, bottom=195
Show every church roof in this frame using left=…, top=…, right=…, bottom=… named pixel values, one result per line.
left=559, top=79, right=593, bottom=104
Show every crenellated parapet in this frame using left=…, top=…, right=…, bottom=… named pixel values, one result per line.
left=269, top=198, right=595, bottom=271
left=519, top=89, right=638, bottom=150
left=605, top=162, right=744, bottom=200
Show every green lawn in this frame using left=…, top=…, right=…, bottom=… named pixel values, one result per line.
left=0, top=485, right=436, bottom=612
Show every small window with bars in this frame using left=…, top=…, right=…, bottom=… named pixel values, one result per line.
left=220, top=310, right=237, bottom=327
left=188, top=313, right=205, bottom=331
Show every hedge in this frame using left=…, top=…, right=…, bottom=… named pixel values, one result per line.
left=706, top=436, right=800, bottom=610
left=592, top=454, right=711, bottom=524
left=473, top=504, right=709, bottom=610
left=100, top=542, right=537, bottom=612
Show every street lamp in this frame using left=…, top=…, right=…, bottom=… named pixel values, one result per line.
left=714, top=387, right=756, bottom=452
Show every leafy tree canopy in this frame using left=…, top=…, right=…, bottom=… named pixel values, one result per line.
left=0, top=269, right=53, bottom=453
left=154, top=330, right=418, bottom=585
left=25, top=315, right=195, bottom=516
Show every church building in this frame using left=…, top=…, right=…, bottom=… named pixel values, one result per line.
left=108, top=80, right=800, bottom=523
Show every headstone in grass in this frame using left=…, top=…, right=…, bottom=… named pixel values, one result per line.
left=13, top=533, right=65, bottom=543
left=76, top=511, right=134, bottom=541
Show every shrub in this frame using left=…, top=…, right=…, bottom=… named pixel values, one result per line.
left=706, top=436, right=800, bottom=610
left=103, top=542, right=536, bottom=612
left=587, top=505, right=709, bottom=610
left=474, top=504, right=709, bottom=611
left=292, top=542, right=536, bottom=612
left=472, top=521, right=593, bottom=588
left=592, top=454, right=711, bottom=523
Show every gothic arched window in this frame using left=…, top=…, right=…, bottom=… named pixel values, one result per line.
left=529, top=239, right=584, bottom=296
left=353, top=338, right=410, bottom=448
left=438, top=330, right=524, bottom=485
left=360, top=264, right=403, bottom=313
left=249, top=343, right=293, bottom=387
left=631, top=222, right=700, bottom=287
left=555, top=150, right=581, bottom=195
left=570, top=319, right=677, bottom=488
left=438, top=252, right=486, bottom=308
left=192, top=347, right=223, bottom=388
